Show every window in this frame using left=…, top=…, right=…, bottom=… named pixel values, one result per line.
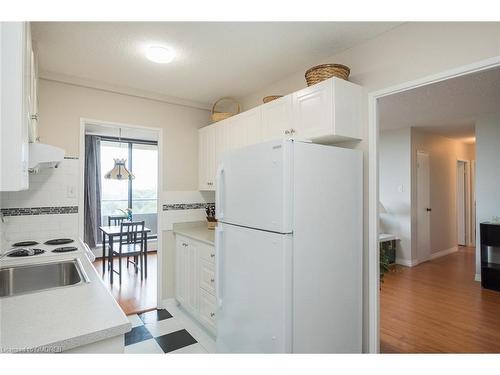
left=100, top=138, right=158, bottom=240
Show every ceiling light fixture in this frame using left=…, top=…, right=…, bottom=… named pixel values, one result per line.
left=104, top=128, right=135, bottom=181
left=145, top=45, right=175, bottom=64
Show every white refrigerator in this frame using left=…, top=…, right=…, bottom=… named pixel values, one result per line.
left=215, top=139, right=362, bottom=353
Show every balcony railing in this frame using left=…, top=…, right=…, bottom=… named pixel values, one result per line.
left=101, top=198, right=158, bottom=237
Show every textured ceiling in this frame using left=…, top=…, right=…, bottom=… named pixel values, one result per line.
left=379, top=66, right=500, bottom=141
left=31, top=22, right=400, bottom=105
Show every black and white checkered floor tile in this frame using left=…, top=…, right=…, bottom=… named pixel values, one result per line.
left=125, top=304, right=215, bottom=354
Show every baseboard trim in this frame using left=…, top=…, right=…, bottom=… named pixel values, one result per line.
left=395, top=258, right=418, bottom=267
left=429, top=246, right=458, bottom=260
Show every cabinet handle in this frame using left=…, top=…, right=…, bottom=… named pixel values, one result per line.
left=182, top=242, right=188, bottom=247
left=210, top=253, right=215, bottom=258
left=31, top=113, right=39, bottom=121
left=210, top=278, right=215, bottom=283
left=210, top=312, right=215, bottom=317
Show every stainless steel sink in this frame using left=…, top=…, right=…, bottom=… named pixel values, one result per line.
left=0, top=259, right=89, bottom=298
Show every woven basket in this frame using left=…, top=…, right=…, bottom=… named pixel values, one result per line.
left=211, top=97, right=241, bottom=122
left=305, top=64, right=350, bottom=86
left=263, top=95, right=283, bottom=104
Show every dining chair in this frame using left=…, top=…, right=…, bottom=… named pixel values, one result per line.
left=106, top=215, right=128, bottom=267
left=110, top=220, right=146, bottom=284
left=108, top=215, right=127, bottom=227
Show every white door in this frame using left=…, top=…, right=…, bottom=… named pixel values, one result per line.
left=215, top=222, right=292, bottom=353
left=457, top=161, right=467, bottom=246
left=261, top=95, right=293, bottom=141
left=416, top=151, right=431, bottom=263
left=216, top=139, right=293, bottom=233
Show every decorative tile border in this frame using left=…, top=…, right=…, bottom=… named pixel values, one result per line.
left=163, top=203, right=215, bottom=211
left=0, top=206, right=78, bottom=217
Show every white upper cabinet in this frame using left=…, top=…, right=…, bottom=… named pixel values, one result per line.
left=261, top=95, right=293, bottom=141
left=198, top=125, right=217, bottom=191
left=198, top=77, right=363, bottom=191
left=229, top=106, right=262, bottom=148
left=0, top=22, right=31, bottom=191
left=292, top=77, right=363, bottom=142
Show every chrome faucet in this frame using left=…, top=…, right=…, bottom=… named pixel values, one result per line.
left=0, top=248, right=34, bottom=260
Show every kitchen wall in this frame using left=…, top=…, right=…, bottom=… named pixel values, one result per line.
left=475, top=115, right=500, bottom=278
left=2, top=78, right=213, bottom=302
left=379, top=128, right=412, bottom=264
left=0, top=158, right=79, bottom=248
left=238, top=21, right=500, bottom=352
left=410, top=129, right=475, bottom=260
left=38, top=79, right=210, bottom=191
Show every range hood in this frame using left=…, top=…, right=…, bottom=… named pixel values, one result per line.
left=28, top=142, right=65, bottom=172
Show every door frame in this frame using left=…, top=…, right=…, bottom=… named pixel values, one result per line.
left=368, top=55, right=500, bottom=353
left=416, top=150, right=431, bottom=263
left=456, top=159, right=468, bottom=246
left=79, top=118, right=165, bottom=307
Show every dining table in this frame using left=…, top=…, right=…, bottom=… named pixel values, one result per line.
left=99, top=225, right=152, bottom=284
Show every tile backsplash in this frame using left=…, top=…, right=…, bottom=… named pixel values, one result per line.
left=0, top=159, right=216, bottom=248
left=0, top=158, right=80, bottom=247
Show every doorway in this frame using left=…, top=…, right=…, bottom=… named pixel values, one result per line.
left=374, top=62, right=499, bottom=353
left=79, top=119, right=164, bottom=315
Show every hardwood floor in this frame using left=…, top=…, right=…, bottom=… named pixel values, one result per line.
left=93, top=252, right=157, bottom=315
left=381, top=246, right=500, bottom=353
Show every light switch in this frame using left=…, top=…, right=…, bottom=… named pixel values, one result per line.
left=397, top=185, right=404, bottom=193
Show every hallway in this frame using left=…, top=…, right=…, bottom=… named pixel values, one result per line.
left=381, top=247, right=500, bottom=353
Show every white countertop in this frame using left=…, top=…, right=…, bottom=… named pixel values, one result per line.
left=0, top=240, right=131, bottom=353
left=172, top=221, right=215, bottom=245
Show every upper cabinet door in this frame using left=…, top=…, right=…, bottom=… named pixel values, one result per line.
left=229, top=106, right=262, bottom=148
left=0, top=22, right=30, bottom=191
left=292, top=78, right=363, bottom=143
left=292, top=79, right=333, bottom=141
left=261, top=95, right=293, bottom=141
left=198, top=125, right=216, bottom=191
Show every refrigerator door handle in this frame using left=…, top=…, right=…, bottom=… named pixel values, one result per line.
left=215, top=226, right=223, bottom=307
left=215, top=164, right=225, bottom=220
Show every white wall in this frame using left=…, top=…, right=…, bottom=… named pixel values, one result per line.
left=379, top=128, right=412, bottom=264
left=38, top=79, right=210, bottom=191
left=239, top=22, right=500, bottom=352
left=475, top=116, right=500, bottom=278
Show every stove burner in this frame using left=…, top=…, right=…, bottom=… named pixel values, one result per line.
left=45, top=238, right=74, bottom=246
left=12, top=241, right=39, bottom=247
left=52, top=246, right=78, bottom=253
left=7, top=248, right=45, bottom=257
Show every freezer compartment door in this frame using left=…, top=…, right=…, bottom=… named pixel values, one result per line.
left=215, top=223, right=292, bottom=353
left=216, top=139, right=293, bottom=233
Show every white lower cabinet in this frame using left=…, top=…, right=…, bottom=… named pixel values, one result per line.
left=175, top=235, right=216, bottom=335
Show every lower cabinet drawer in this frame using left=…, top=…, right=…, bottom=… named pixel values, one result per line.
left=200, top=260, right=215, bottom=295
left=198, top=242, right=216, bottom=264
left=199, top=288, right=217, bottom=331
